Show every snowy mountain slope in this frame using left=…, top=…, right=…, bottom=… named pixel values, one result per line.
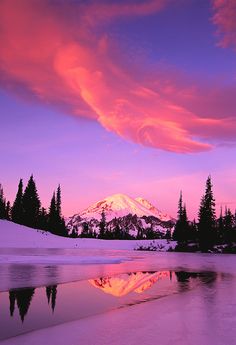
left=135, top=197, right=173, bottom=222
left=79, top=193, right=159, bottom=221
left=67, top=193, right=174, bottom=238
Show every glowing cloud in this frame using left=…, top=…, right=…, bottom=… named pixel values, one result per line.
left=0, top=0, right=236, bottom=153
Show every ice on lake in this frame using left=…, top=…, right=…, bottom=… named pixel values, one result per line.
left=1, top=250, right=236, bottom=345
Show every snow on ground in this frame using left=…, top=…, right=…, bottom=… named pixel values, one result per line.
left=0, top=220, right=175, bottom=251
left=0, top=220, right=175, bottom=265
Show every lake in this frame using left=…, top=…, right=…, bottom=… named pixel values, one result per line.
left=0, top=249, right=236, bottom=345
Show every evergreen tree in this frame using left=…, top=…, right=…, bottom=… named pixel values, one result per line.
left=99, top=210, right=107, bottom=238
left=48, top=188, right=67, bottom=236
left=217, top=206, right=224, bottom=244
left=55, top=185, right=67, bottom=236
left=0, top=184, right=6, bottom=219
left=198, top=176, right=216, bottom=251
left=81, top=222, right=89, bottom=237
left=173, top=192, right=190, bottom=242
left=5, top=201, right=11, bottom=220
left=22, top=175, right=41, bottom=228
left=223, top=207, right=234, bottom=244
left=48, top=192, right=57, bottom=233
left=178, top=191, right=183, bottom=220
left=189, top=219, right=198, bottom=242
left=70, top=226, right=78, bottom=238
left=114, top=223, right=122, bottom=239
left=38, top=207, right=48, bottom=230
left=173, top=191, right=183, bottom=241
left=56, top=185, right=62, bottom=218
left=11, top=179, right=24, bottom=224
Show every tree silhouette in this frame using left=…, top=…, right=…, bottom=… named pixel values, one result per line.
left=48, top=187, right=67, bottom=236
left=198, top=176, right=216, bottom=251
left=0, top=184, right=7, bottom=219
left=11, top=288, right=35, bottom=322
left=99, top=210, right=107, bottom=238
left=46, top=285, right=57, bottom=312
left=173, top=192, right=190, bottom=243
left=9, top=290, right=16, bottom=317
left=22, top=175, right=41, bottom=228
left=11, top=179, right=24, bottom=224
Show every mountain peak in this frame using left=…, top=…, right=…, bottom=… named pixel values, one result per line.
left=79, top=193, right=155, bottom=221
left=76, top=193, right=172, bottom=222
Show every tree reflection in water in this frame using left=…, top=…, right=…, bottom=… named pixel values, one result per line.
left=8, top=288, right=35, bottom=322
left=9, top=285, right=57, bottom=322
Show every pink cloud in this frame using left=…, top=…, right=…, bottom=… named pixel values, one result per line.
left=0, top=0, right=236, bottom=153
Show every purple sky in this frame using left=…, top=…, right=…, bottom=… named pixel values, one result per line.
left=1, top=0, right=236, bottom=218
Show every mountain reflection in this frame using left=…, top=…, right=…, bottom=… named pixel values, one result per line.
left=89, top=271, right=171, bottom=297
left=6, top=271, right=218, bottom=322
left=9, top=285, right=58, bottom=322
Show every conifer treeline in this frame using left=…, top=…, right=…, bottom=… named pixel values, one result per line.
left=173, top=176, right=236, bottom=252
left=0, top=175, right=67, bottom=236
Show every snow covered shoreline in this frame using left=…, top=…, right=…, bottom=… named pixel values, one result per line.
left=0, top=220, right=176, bottom=266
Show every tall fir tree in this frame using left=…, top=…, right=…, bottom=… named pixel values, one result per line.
left=217, top=206, right=224, bottom=244
left=11, top=179, right=24, bottom=224
left=55, top=185, right=67, bottom=236
left=48, top=192, right=57, bottom=233
left=5, top=201, right=11, bottom=220
left=223, top=207, right=235, bottom=244
left=173, top=192, right=190, bottom=243
left=56, top=185, right=62, bottom=218
left=38, top=207, right=48, bottom=230
left=48, top=188, right=67, bottom=236
left=22, top=175, right=41, bottom=228
left=99, top=210, right=107, bottom=238
left=0, top=183, right=7, bottom=219
left=198, top=175, right=216, bottom=251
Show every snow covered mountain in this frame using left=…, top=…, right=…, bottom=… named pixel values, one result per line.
left=67, top=194, right=175, bottom=239
left=78, top=193, right=171, bottom=221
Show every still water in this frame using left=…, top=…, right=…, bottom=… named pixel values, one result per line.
left=1, top=250, right=236, bottom=343
left=0, top=269, right=219, bottom=340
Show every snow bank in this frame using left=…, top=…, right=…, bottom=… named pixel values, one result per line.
left=0, top=220, right=175, bottom=251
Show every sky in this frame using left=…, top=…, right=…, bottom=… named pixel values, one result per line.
left=1, top=0, right=236, bottom=219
